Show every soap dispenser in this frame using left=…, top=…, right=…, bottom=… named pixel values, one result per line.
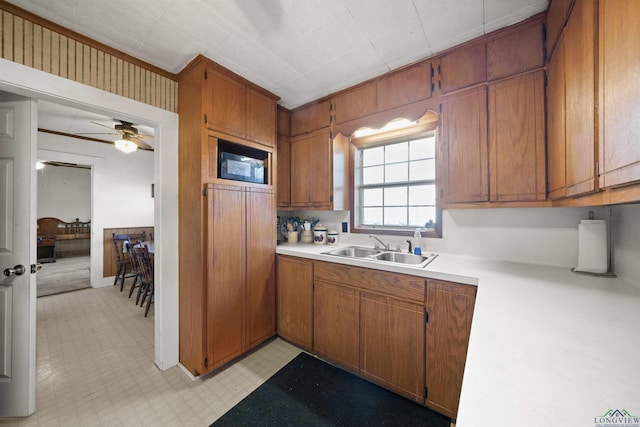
left=413, top=228, right=423, bottom=255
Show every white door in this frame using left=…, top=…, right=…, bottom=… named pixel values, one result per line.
left=0, top=94, right=37, bottom=417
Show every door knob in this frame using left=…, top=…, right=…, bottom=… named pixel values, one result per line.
left=3, top=265, right=26, bottom=277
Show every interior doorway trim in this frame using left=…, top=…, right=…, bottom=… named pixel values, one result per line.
left=0, top=58, right=179, bottom=370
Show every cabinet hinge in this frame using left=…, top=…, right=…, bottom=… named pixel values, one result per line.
left=440, top=189, right=444, bottom=199
left=204, top=357, right=209, bottom=368
left=431, top=64, right=435, bottom=78
left=425, top=386, right=428, bottom=399
left=424, top=310, right=429, bottom=323
left=431, top=82, right=435, bottom=92
left=204, top=114, right=208, bottom=124
left=439, top=103, right=442, bottom=113
left=204, top=70, right=208, bottom=80
left=596, top=161, right=599, bottom=177
left=437, top=64, right=441, bottom=75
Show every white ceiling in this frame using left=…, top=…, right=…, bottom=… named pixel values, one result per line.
left=8, top=0, right=548, bottom=110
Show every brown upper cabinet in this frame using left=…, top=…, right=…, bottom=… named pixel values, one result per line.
left=332, top=61, right=434, bottom=130
left=203, top=61, right=278, bottom=147
left=546, top=32, right=567, bottom=200
left=439, top=43, right=487, bottom=94
left=599, top=0, right=640, bottom=189
left=488, top=71, right=546, bottom=202
left=546, top=0, right=573, bottom=58
left=486, top=22, right=544, bottom=81
left=277, top=107, right=291, bottom=208
left=290, top=99, right=331, bottom=136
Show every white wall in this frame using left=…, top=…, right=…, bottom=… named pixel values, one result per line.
left=283, top=206, right=610, bottom=268
left=611, top=203, right=640, bottom=286
left=37, top=164, right=91, bottom=221
left=38, top=132, right=154, bottom=229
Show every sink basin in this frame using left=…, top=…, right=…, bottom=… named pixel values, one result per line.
left=372, top=251, right=430, bottom=265
left=322, top=246, right=437, bottom=268
left=323, top=246, right=383, bottom=258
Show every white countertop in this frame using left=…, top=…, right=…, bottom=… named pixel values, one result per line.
left=276, top=242, right=640, bottom=427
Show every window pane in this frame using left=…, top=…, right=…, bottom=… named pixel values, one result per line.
left=363, top=188, right=383, bottom=206
left=363, top=207, right=383, bottom=225
left=385, top=163, right=408, bottom=183
left=409, top=206, right=436, bottom=227
left=409, top=159, right=435, bottom=181
left=409, top=184, right=436, bottom=205
left=385, top=142, right=408, bottom=163
left=363, top=165, right=384, bottom=185
left=384, top=207, right=407, bottom=226
left=384, top=187, right=407, bottom=206
left=410, top=136, right=435, bottom=160
left=363, top=146, right=384, bottom=166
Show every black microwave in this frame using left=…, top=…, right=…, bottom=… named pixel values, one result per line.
left=218, top=140, right=268, bottom=185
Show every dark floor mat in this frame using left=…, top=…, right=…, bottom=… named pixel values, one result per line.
left=211, top=352, right=451, bottom=427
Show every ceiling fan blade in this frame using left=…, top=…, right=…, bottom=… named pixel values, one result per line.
left=90, top=121, right=116, bottom=130
left=135, top=133, right=154, bottom=140
left=134, top=139, right=153, bottom=150
left=76, top=132, right=120, bottom=136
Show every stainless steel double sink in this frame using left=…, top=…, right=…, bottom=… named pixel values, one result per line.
left=322, top=246, right=437, bottom=269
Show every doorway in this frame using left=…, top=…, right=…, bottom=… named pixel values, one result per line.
left=0, top=59, right=180, bottom=371
left=36, top=160, right=92, bottom=297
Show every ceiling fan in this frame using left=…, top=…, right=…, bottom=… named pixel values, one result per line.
left=78, top=120, right=154, bottom=152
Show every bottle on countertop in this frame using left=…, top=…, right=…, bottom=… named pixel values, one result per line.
left=413, top=228, right=423, bottom=255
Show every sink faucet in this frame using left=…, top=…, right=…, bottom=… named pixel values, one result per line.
left=369, top=234, right=390, bottom=250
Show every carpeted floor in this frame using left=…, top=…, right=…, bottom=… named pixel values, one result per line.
left=212, top=352, right=451, bottom=427
left=37, top=255, right=91, bottom=297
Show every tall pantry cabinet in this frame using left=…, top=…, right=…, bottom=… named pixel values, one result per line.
left=178, top=55, right=279, bottom=376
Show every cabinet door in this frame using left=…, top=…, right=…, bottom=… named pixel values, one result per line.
left=206, top=185, right=245, bottom=370
left=546, top=33, right=567, bottom=200
left=360, top=292, right=425, bottom=402
left=290, top=129, right=332, bottom=208
left=245, top=188, right=276, bottom=348
left=290, top=99, right=331, bottom=136
left=546, top=0, right=571, bottom=57
left=333, top=82, right=377, bottom=124
left=425, top=280, right=476, bottom=419
left=486, top=22, right=544, bottom=81
left=600, top=0, right=640, bottom=187
left=565, top=0, right=596, bottom=196
left=206, top=68, right=245, bottom=137
left=246, top=87, right=276, bottom=147
left=377, top=61, right=433, bottom=112
left=276, top=256, right=313, bottom=349
left=440, top=86, right=489, bottom=203
left=277, top=134, right=291, bottom=208
left=439, top=43, right=486, bottom=94
left=488, top=71, right=546, bottom=201
left=313, top=281, right=360, bottom=371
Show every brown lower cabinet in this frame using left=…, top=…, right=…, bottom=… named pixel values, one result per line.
left=425, top=279, right=477, bottom=419
left=276, top=255, right=477, bottom=419
left=276, top=256, right=313, bottom=349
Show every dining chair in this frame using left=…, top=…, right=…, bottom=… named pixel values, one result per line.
left=127, top=240, right=144, bottom=299
left=112, top=232, right=147, bottom=292
left=132, top=245, right=154, bottom=317
left=112, top=234, right=131, bottom=291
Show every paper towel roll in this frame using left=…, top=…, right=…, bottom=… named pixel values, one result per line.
left=575, top=220, right=608, bottom=274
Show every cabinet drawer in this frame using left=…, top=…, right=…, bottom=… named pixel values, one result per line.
left=314, top=261, right=425, bottom=302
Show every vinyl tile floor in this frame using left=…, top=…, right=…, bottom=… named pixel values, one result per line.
left=0, top=284, right=301, bottom=427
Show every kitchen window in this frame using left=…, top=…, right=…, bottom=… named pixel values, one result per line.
left=352, top=127, right=440, bottom=236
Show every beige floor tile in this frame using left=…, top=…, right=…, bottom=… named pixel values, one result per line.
left=0, top=285, right=298, bottom=426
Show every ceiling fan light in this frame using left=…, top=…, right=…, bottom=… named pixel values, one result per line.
left=114, top=138, right=138, bottom=153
